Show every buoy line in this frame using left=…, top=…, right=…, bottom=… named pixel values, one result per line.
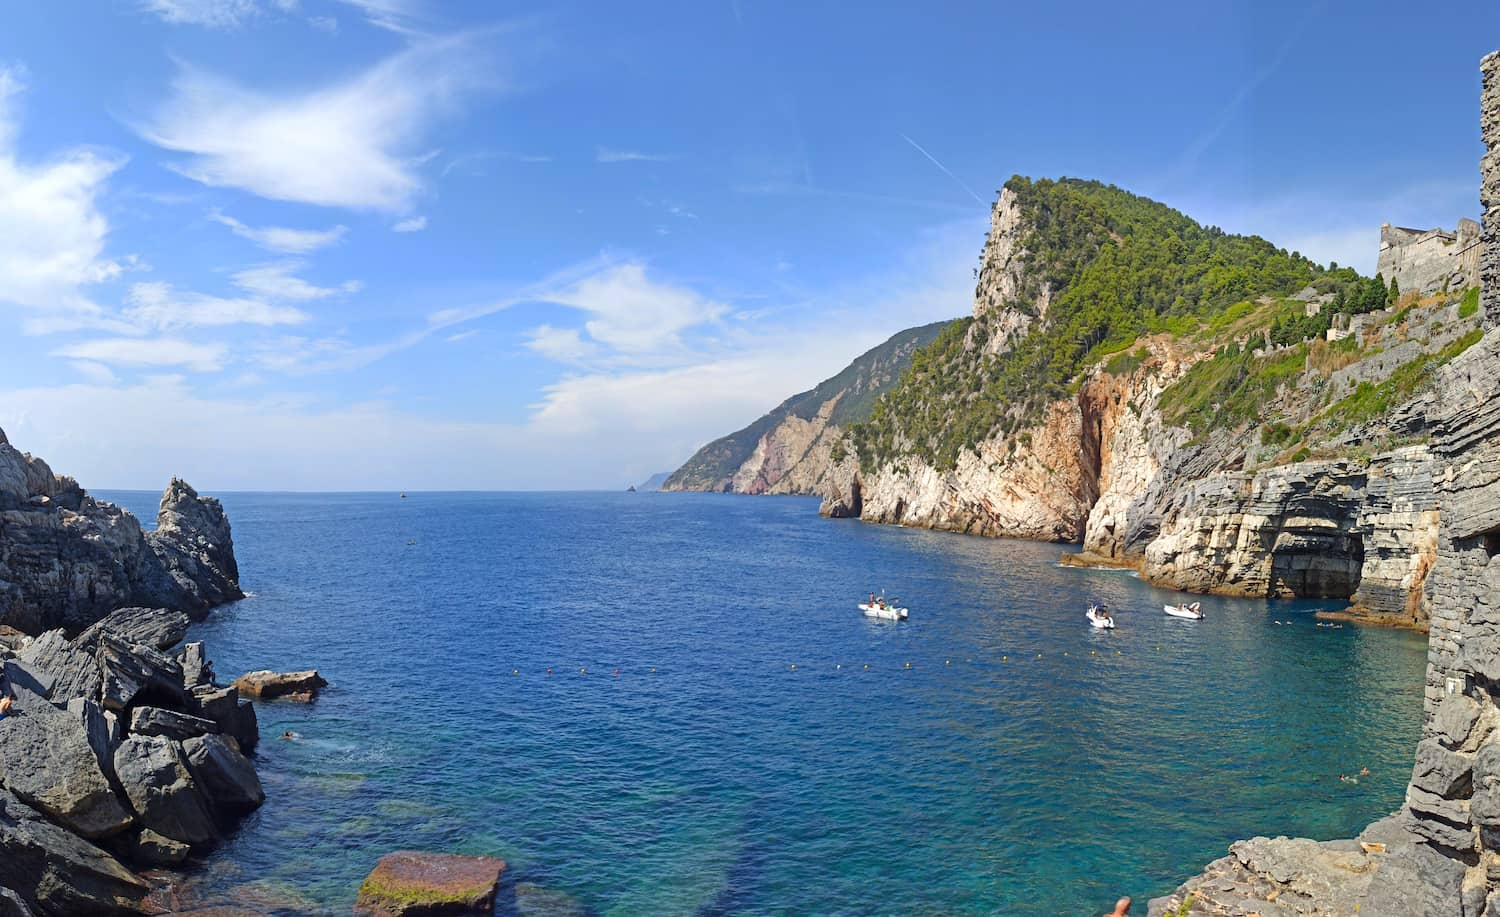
left=500, top=650, right=1163, bottom=678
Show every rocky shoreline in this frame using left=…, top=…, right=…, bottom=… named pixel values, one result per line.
left=0, top=427, right=288, bottom=914
left=1148, top=49, right=1500, bottom=916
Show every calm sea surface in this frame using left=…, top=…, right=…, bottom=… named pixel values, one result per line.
left=99, top=491, right=1428, bottom=915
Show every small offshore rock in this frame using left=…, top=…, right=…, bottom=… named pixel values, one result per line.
left=231, top=669, right=327, bottom=702
left=354, top=851, right=506, bottom=917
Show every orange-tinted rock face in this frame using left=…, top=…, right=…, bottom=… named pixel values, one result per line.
left=354, top=851, right=506, bottom=917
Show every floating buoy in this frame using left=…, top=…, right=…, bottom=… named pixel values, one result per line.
left=790, top=664, right=797, bottom=671
left=946, top=659, right=951, bottom=666
left=863, top=664, right=870, bottom=670
left=836, top=664, right=842, bottom=669
left=650, top=667, right=656, bottom=673
left=580, top=667, right=587, bottom=675
left=1064, top=651, right=1069, bottom=657
left=904, top=662, right=911, bottom=669
left=1091, top=650, right=1096, bottom=656
left=613, top=668, right=619, bottom=676
left=1002, top=655, right=1008, bottom=661
left=512, top=669, right=519, bottom=675
left=546, top=668, right=552, bottom=675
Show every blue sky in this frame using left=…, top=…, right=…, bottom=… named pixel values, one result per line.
left=0, top=0, right=1495, bottom=490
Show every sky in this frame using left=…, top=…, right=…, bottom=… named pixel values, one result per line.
left=0, top=0, right=1496, bottom=491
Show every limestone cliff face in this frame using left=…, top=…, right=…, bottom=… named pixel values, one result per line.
left=1149, top=49, right=1500, bottom=917
left=0, top=428, right=242, bottom=635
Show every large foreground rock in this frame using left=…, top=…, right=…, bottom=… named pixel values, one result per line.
left=112, top=735, right=216, bottom=848
left=354, top=851, right=507, bottom=916
left=0, top=701, right=133, bottom=839
left=182, top=734, right=264, bottom=815
left=232, top=669, right=327, bottom=702
left=0, top=789, right=148, bottom=915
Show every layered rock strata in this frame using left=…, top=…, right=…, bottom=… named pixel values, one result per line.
left=0, top=427, right=242, bottom=634
left=1150, top=49, right=1500, bottom=917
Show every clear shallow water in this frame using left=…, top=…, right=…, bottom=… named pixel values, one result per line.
left=100, top=491, right=1428, bottom=915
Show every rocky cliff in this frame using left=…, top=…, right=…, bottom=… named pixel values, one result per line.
left=1148, top=49, right=1500, bottom=917
left=0, top=428, right=241, bottom=635
left=813, top=174, right=1485, bottom=625
left=663, top=321, right=948, bottom=494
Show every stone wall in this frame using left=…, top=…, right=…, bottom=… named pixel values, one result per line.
left=1378, top=220, right=1482, bottom=298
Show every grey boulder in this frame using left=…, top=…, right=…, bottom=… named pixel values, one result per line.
left=183, top=734, right=265, bottom=815
left=0, top=702, right=133, bottom=839
left=128, top=705, right=219, bottom=742
left=0, top=789, right=148, bottom=916
left=112, top=734, right=216, bottom=847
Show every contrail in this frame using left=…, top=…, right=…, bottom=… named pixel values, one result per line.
left=901, top=133, right=986, bottom=205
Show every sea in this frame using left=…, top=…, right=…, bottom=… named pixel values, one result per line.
left=98, top=490, right=1430, bottom=915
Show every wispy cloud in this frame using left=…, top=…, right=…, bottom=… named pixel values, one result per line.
left=142, top=0, right=261, bottom=28
left=54, top=337, right=228, bottom=372
left=231, top=262, right=357, bottom=301
left=124, top=280, right=311, bottom=329
left=137, top=33, right=510, bottom=211
left=392, top=215, right=427, bottom=232
left=0, top=66, right=127, bottom=321
left=209, top=210, right=347, bottom=253
left=331, top=0, right=427, bottom=35
left=525, top=324, right=598, bottom=363
left=540, top=262, right=728, bottom=356
left=596, top=146, right=677, bottom=164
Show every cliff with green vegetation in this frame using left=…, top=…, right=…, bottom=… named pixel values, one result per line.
left=662, top=321, right=948, bottom=495
left=817, top=176, right=1487, bottom=624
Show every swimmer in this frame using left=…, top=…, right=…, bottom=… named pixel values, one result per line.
left=280, top=730, right=300, bottom=741
left=1360, top=767, right=1370, bottom=776
left=1103, top=897, right=1131, bottom=917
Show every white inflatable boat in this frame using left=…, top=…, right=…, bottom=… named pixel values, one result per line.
left=1163, top=602, right=1204, bottom=620
left=1086, top=603, right=1116, bottom=629
left=860, top=601, right=908, bottom=621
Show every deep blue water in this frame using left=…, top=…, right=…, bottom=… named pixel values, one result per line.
left=100, top=490, right=1428, bottom=915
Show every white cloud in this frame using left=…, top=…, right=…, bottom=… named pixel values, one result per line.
left=541, top=262, right=728, bottom=356
left=54, top=338, right=228, bottom=372
left=445, top=330, right=477, bottom=343
left=137, top=35, right=505, bottom=210
left=209, top=210, right=347, bottom=253
left=392, top=215, right=427, bottom=232
left=143, top=0, right=259, bottom=28
left=332, top=0, right=425, bottom=34
left=525, top=325, right=597, bottom=363
left=596, top=147, right=676, bottom=164
left=308, top=15, right=338, bottom=32
left=230, top=262, right=351, bottom=302
left=123, top=281, right=309, bottom=329
left=0, top=66, right=126, bottom=321
left=69, top=361, right=117, bottom=384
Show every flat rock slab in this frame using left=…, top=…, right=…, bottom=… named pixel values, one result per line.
left=355, top=851, right=506, bottom=916
left=231, top=669, right=326, bottom=702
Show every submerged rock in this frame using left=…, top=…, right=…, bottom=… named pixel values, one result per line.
left=354, top=851, right=507, bottom=916
left=231, top=669, right=327, bottom=702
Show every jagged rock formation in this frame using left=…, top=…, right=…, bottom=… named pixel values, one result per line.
left=0, top=428, right=241, bottom=635
left=663, top=321, right=949, bottom=494
left=0, top=606, right=264, bottom=914
left=1150, top=49, right=1500, bottom=917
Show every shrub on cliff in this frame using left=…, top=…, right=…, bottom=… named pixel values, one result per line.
left=852, top=176, right=1323, bottom=471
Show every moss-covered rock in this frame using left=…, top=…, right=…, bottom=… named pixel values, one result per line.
left=354, top=851, right=506, bottom=916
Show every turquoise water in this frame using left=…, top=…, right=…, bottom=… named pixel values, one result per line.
left=101, top=491, right=1428, bottom=915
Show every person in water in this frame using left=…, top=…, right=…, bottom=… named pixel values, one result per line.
left=1103, top=897, right=1131, bottom=916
